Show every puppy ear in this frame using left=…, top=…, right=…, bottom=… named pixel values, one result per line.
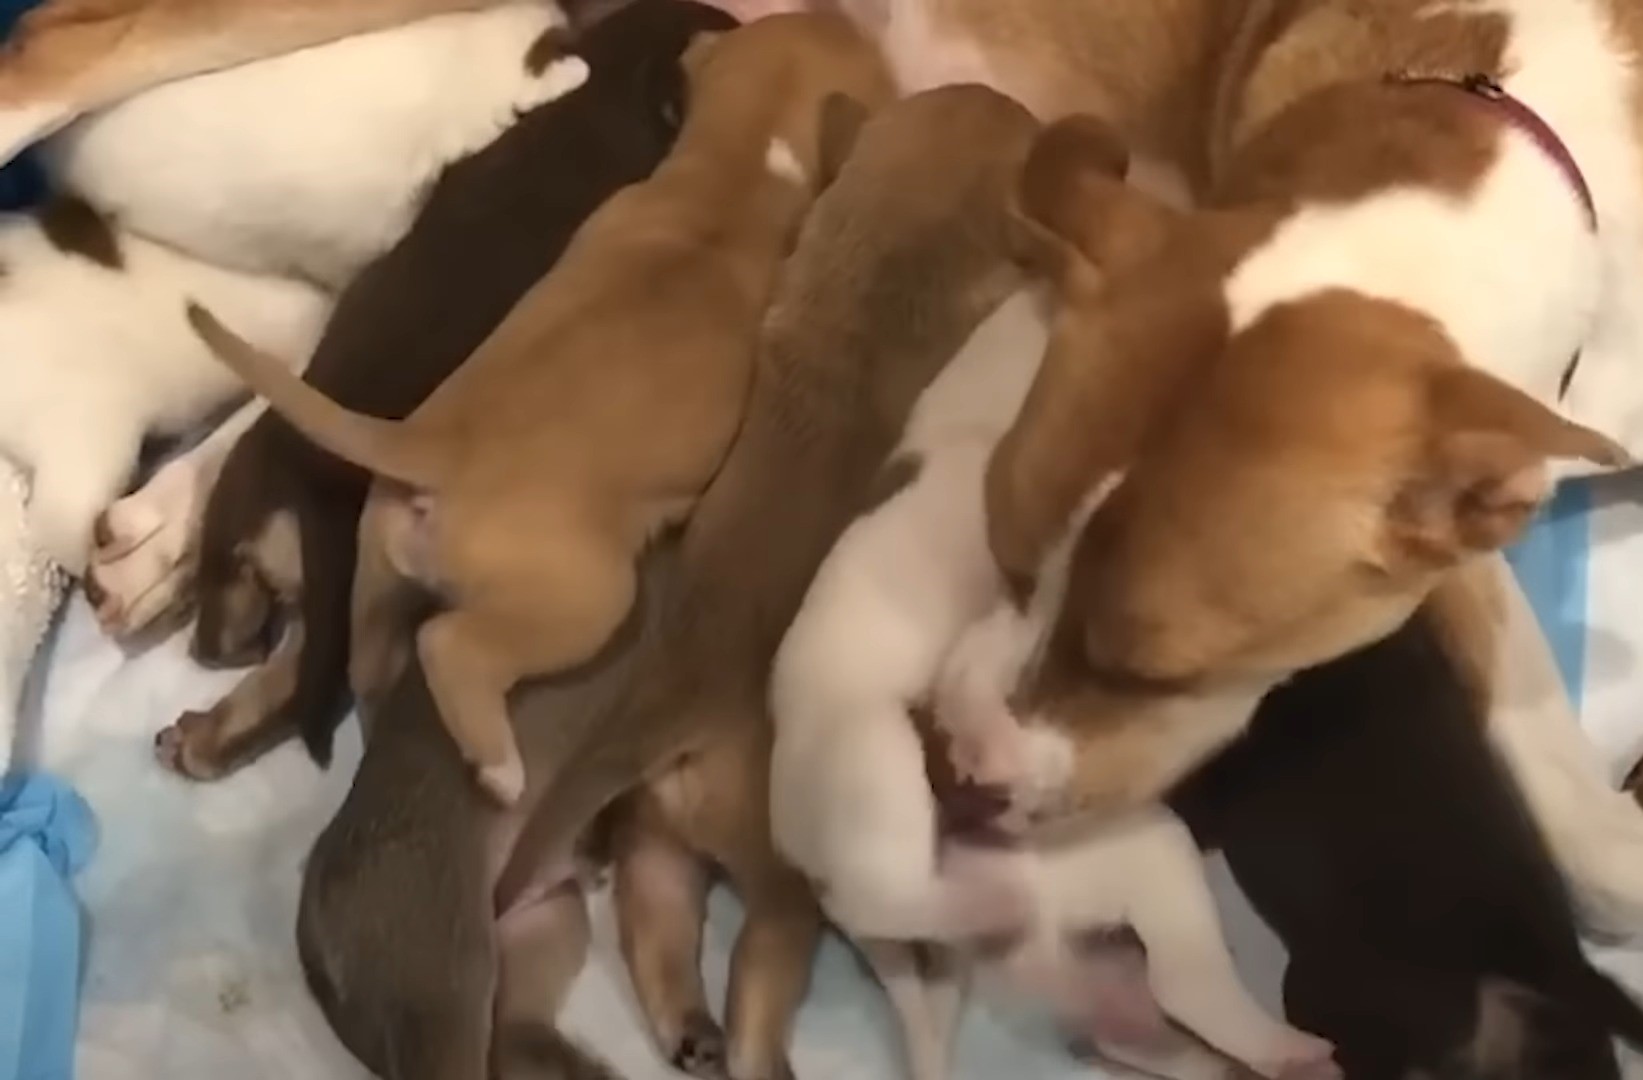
left=680, top=28, right=725, bottom=80
left=1011, top=115, right=1179, bottom=285
left=815, top=92, right=868, bottom=190
left=1386, top=366, right=1629, bottom=564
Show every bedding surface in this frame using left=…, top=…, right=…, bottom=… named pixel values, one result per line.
left=19, top=471, right=1643, bottom=1079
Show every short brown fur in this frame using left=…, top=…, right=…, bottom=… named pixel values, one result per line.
left=189, top=14, right=894, bottom=804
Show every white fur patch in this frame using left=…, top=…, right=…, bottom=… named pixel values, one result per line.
left=1224, top=0, right=1643, bottom=464
left=42, top=2, right=578, bottom=289
left=765, top=137, right=807, bottom=185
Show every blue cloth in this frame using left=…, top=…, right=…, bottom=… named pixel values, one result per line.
left=0, top=774, right=95, bottom=1080
left=1505, top=479, right=1593, bottom=707
left=0, top=0, right=46, bottom=210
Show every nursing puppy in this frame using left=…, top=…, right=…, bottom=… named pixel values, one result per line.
left=1173, top=589, right=1643, bottom=1080
left=492, top=83, right=1034, bottom=1077
left=771, top=288, right=1336, bottom=1080
left=159, top=0, right=734, bottom=781
left=78, top=0, right=592, bottom=638
left=0, top=195, right=329, bottom=579
left=298, top=550, right=676, bottom=1080
left=188, top=12, right=890, bottom=806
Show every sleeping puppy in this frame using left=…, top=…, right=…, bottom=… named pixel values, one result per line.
left=187, top=12, right=893, bottom=806
left=298, top=549, right=678, bottom=1080
left=155, top=0, right=735, bottom=781
left=490, top=84, right=1043, bottom=1080
left=78, top=1, right=593, bottom=639
left=1172, top=588, right=1643, bottom=1080
left=0, top=194, right=329, bottom=580
left=770, top=285, right=1337, bottom=1080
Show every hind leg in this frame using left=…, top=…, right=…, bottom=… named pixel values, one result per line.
left=497, top=881, right=591, bottom=1029
left=686, top=729, right=823, bottom=1080
left=861, top=940, right=967, bottom=1080
left=1120, top=819, right=1339, bottom=1080
left=419, top=515, right=637, bottom=804
left=612, top=800, right=726, bottom=1079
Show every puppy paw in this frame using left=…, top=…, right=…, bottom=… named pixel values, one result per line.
left=669, top=1011, right=729, bottom=1080
left=478, top=752, right=526, bottom=807
left=154, top=709, right=229, bottom=781
left=89, top=480, right=198, bottom=639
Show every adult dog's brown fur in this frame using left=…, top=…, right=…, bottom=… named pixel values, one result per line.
left=189, top=12, right=893, bottom=805
left=490, top=85, right=1044, bottom=1070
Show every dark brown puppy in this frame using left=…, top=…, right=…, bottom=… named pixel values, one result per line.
left=491, top=85, right=1044, bottom=1078
left=298, top=549, right=675, bottom=1080
left=1172, top=610, right=1643, bottom=1080
left=161, top=0, right=736, bottom=780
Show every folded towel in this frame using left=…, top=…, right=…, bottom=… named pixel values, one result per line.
left=0, top=772, right=95, bottom=1080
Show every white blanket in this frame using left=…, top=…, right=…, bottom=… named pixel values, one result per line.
left=28, top=534, right=1643, bottom=1079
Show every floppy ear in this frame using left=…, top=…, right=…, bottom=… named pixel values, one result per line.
left=815, top=92, right=868, bottom=190
left=1387, top=365, right=1629, bottom=563
left=1010, top=114, right=1180, bottom=285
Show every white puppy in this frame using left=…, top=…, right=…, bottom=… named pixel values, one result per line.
left=770, top=290, right=1336, bottom=1080
left=40, top=2, right=589, bottom=290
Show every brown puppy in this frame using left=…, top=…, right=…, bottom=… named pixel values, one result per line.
left=188, top=12, right=893, bottom=805
left=167, top=0, right=732, bottom=781
left=491, top=83, right=1043, bottom=1077
left=298, top=550, right=676, bottom=1080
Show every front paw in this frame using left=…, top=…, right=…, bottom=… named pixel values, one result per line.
left=88, top=493, right=196, bottom=640
left=669, top=1010, right=729, bottom=1080
left=155, top=708, right=229, bottom=780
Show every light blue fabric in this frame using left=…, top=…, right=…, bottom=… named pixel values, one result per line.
left=0, top=774, right=96, bottom=1080
left=1504, top=479, right=1593, bottom=708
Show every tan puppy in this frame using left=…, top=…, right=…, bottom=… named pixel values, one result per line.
left=491, top=82, right=1043, bottom=1077
left=189, top=12, right=891, bottom=805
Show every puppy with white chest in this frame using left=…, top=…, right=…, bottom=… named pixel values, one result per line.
left=158, top=0, right=734, bottom=782
left=187, top=12, right=891, bottom=806
left=770, top=285, right=1336, bottom=1080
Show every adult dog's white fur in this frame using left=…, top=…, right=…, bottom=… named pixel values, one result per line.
left=769, top=291, right=1336, bottom=1080
left=0, top=220, right=328, bottom=579
left=49, top=2, right=589, bottom=638
left=39, top=1, right=589, bottom=290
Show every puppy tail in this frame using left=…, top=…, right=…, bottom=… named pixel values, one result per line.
left=186, top=301, right=442, bottom=488
left=493, top=1021, right=624, bottom=1080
